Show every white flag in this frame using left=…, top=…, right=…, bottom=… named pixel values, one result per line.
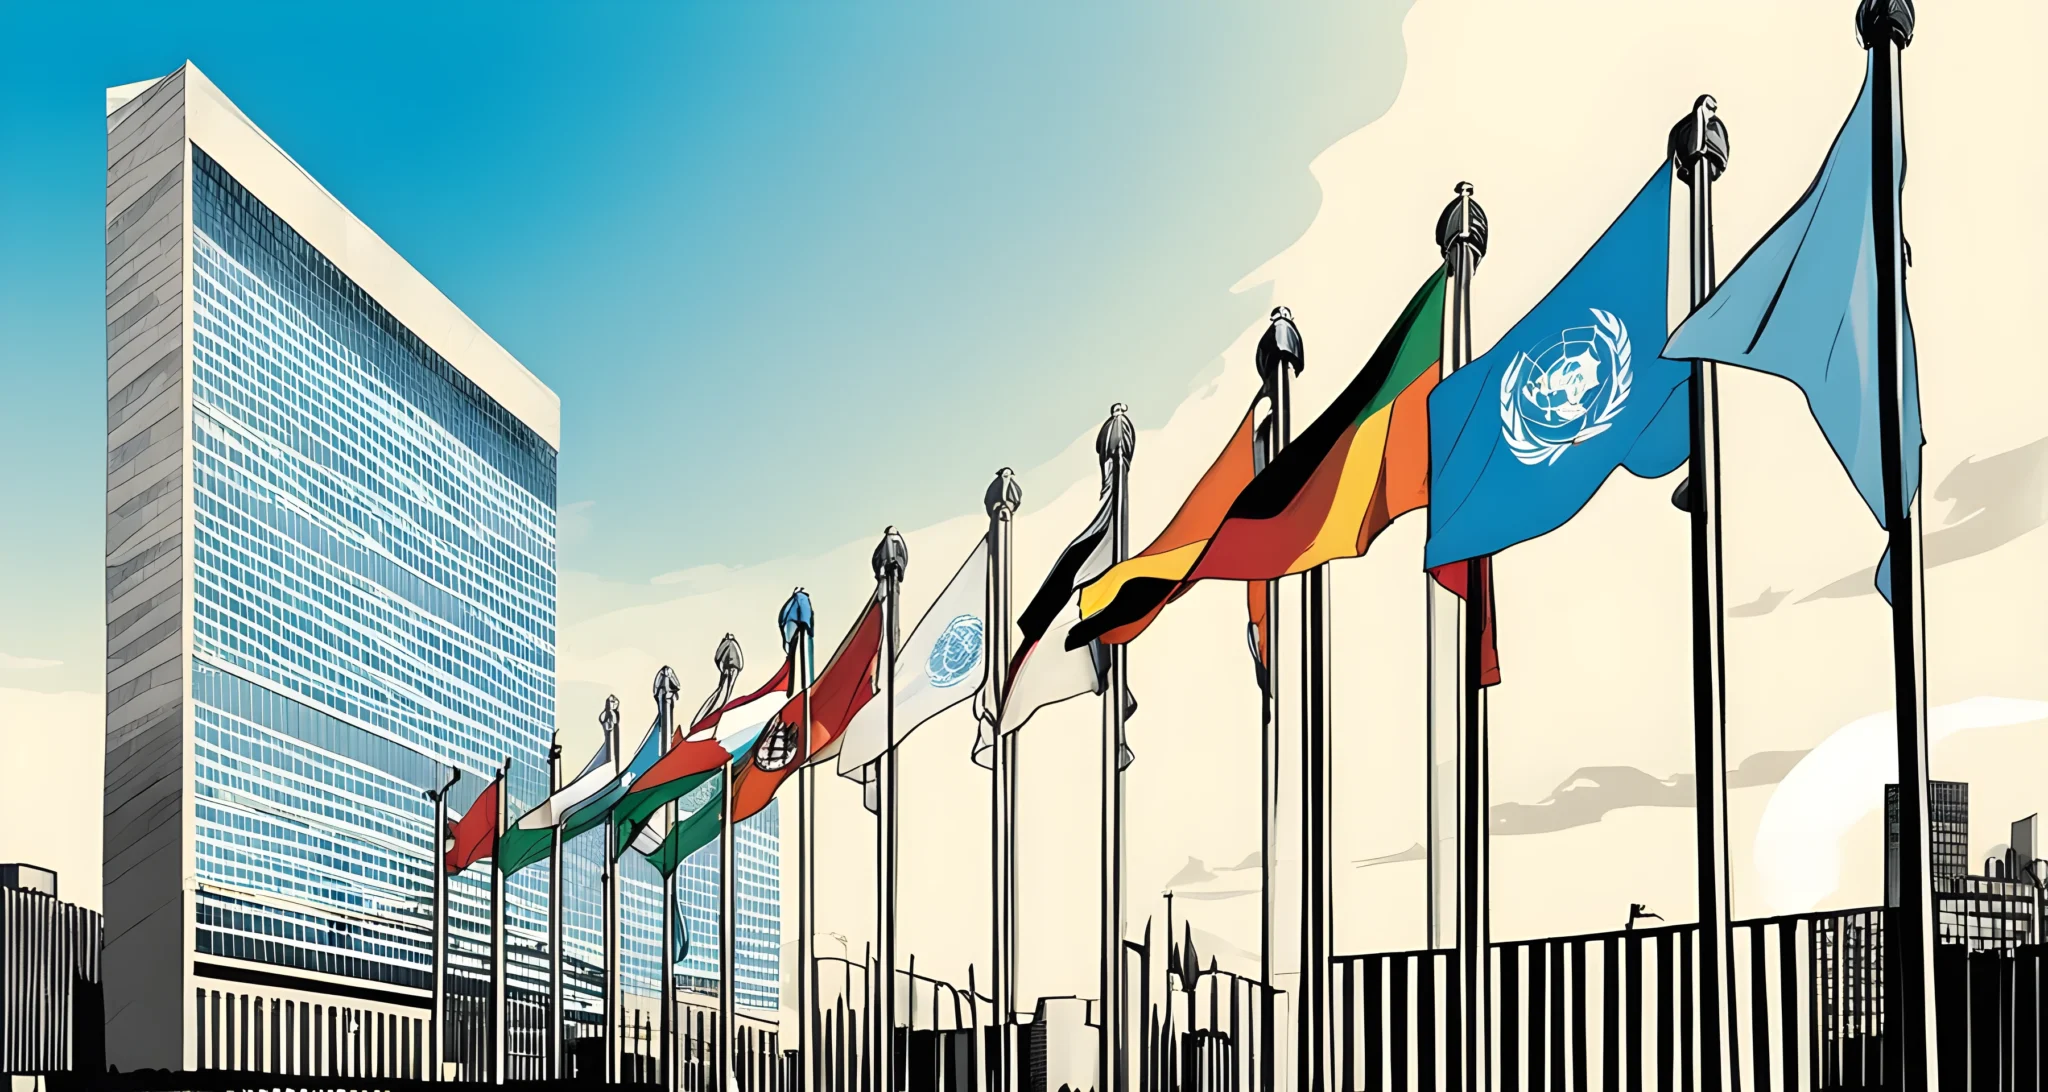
left=835, top=536, right=990, bottom=779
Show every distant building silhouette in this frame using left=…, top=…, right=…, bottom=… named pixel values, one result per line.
left=1, top=865, right=102, bottom=1076
left=1881, top=783, right=2048, bottom=954
left=1885, top=780, right=1969, bottom=908
left=1025, top=996, right=1097, bottom=1092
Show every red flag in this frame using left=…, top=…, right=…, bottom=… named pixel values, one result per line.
left=444, top=776, right=501, bottom=874
left=1429, top=557, right=1500, bottom=687
left=732, top=592, right=885, bottom=822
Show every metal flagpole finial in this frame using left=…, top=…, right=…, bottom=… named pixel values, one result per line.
left=779, top=589, right=814, bottom=653
left=1856, top=0, right=1915, bottom=48
left=1435, top=181, right=1490, bottom=266
left=985, top=468, right=1023, bottom=521
left=1668, top=94, right=1731, bottom=185
left=600, top=694, right=620, bottom=738
left=873, top=527, right=909, bottom=583
left=1257, top=307, right=1306, bottom=392
left=653, top=664, right=682, bottom=706
left=1097, top=403, right=1137, bottom=467
left=714, top=633, right=745, bottom=681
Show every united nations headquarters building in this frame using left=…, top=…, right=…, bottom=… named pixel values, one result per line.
left=103, top=62, right=560, bottom=1075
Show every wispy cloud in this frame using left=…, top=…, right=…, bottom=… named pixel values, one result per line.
left=1353, top=842, right=1424, bottom=869
left=0, top=653, right=61, bottom=670
left=1488, top=750, right=1810, bottom=837
left=1730, top=587, right=1790, bottom=618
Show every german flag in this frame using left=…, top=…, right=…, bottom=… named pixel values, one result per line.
left=1073, top=269, right=1446, bottom=646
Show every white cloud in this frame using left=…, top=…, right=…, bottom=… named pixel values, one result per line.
left=0, top=652, right=62, bottom=670
left=1755, top=698, right=2048, bottom=915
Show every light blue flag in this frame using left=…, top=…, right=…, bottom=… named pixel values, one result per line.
left=1663, top=55, right=1918, bottom=601
left=1425, top=166, right=1691, bottom=569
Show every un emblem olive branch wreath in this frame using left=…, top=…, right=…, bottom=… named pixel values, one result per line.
left=1499, top=307, right=1633, bottom=466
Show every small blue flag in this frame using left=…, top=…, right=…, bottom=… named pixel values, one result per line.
left=1425, top=167, right=1690, bottom=570
left=1663, top=56, right=1918, bottom=602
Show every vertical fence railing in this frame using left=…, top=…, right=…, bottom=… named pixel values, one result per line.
left=1330, top=907, right=1914, bottom=1092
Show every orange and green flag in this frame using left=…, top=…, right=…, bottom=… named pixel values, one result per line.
left=1066, top=399, right=1262, bottom=648
left=1072, top=268, right=1446, bottom=646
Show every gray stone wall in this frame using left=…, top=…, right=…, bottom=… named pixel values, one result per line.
left=103, top=67, right=188, bottom=1074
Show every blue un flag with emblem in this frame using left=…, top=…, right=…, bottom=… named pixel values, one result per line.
left=1425, top=166, right=1690, bottom=570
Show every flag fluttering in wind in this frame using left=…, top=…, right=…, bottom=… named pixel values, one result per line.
left=734, top=592, right=886, bottom=823
left=499, top=731, right=614, bottom=876
left=1063, top=403, right=1260, bottom=650
left=1663, top=55, right=1918, bottom=600
left=617, top=661, right=792, bottom=858
left=445, top=775, right=501, bottom=874
left=559, top=714, right=657, bottom=851
left=1179, top=272, right=1444, bottom=580
left=837, top=536, right=990, bottom=778
left=976, top=484, right=1121, bottom=759
left=647, top=774, right=725, bottom=877
left=1425, top=167, right=1690, bottom=570
left=1074, top=270, right=1447, bottom=652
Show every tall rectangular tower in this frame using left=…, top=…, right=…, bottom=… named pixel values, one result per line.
left=104, top=63, right=559, bottom=1076
left=1886, top=780, right=1969, bottom=909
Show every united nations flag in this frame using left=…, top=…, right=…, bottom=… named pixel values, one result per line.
left=1425, top=165, right=1691, bottom=569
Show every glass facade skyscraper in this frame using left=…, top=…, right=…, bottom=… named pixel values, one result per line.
left=104, top=64, right=563, bottom=1075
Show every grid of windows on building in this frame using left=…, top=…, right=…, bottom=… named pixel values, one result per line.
left=184, top=145, right=555, bottom=996
left=1938, top=877, right=2041, bottom=952
left=1885, top=780, right=1969, bottom=907
left=669, top=800, right=782, bottom=1011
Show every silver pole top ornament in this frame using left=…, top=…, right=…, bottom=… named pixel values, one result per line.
left=873, top=527, right=909, bottom=583
left=1257, top=307, right=1305, bottom=392
left=653, top=664, right=682, bottom=707
left=1667, top=94, right=1730, bottom=186
left=1856, top=0, right=1914, bottom=48
left=1435, top=181, right=1489, bottom=266
left=714, top=633, right=745, bottom=681
left=985, top=468, right=1024, bottom=521
left=599, top=694, right=621, bottom=739
left=1097, top=403, right=1137, bottom=466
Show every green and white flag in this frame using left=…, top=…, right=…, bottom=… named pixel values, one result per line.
left=498, top=735, right=617, bottom=875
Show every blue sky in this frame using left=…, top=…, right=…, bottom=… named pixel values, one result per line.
left=0, top=1, right=1410, bottom=692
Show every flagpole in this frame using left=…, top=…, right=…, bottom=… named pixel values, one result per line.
left=1858, top=2, right=1940, bottom=1086
left=1668, top=93, right=1739, bottom=1092
left=1436, top=182, right=1490, bottom=1092
left=779, top=590, right=815, bottom=1092
left=491, top=757, right=509, bottom=1085
left=656, top=665, right=685, bottom=1092
left=871, top=528, right=909, bottom=1092
left=1096, top=406, right=1135, bottom=1092
left=1255, top=310, right=1300, bottom=1092
left=427, top=767, right=459, bottom=1083
left=546, top=735, right=564, bottom=1081
left=600, top=696, right=623, bottom=1085
left=984, top=470, right=1022, bottom=1092
left=716, top=746, right=737, bottom=1092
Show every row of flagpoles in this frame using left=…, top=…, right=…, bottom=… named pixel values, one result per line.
left=417, top=2, right=1941, bottom=1089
